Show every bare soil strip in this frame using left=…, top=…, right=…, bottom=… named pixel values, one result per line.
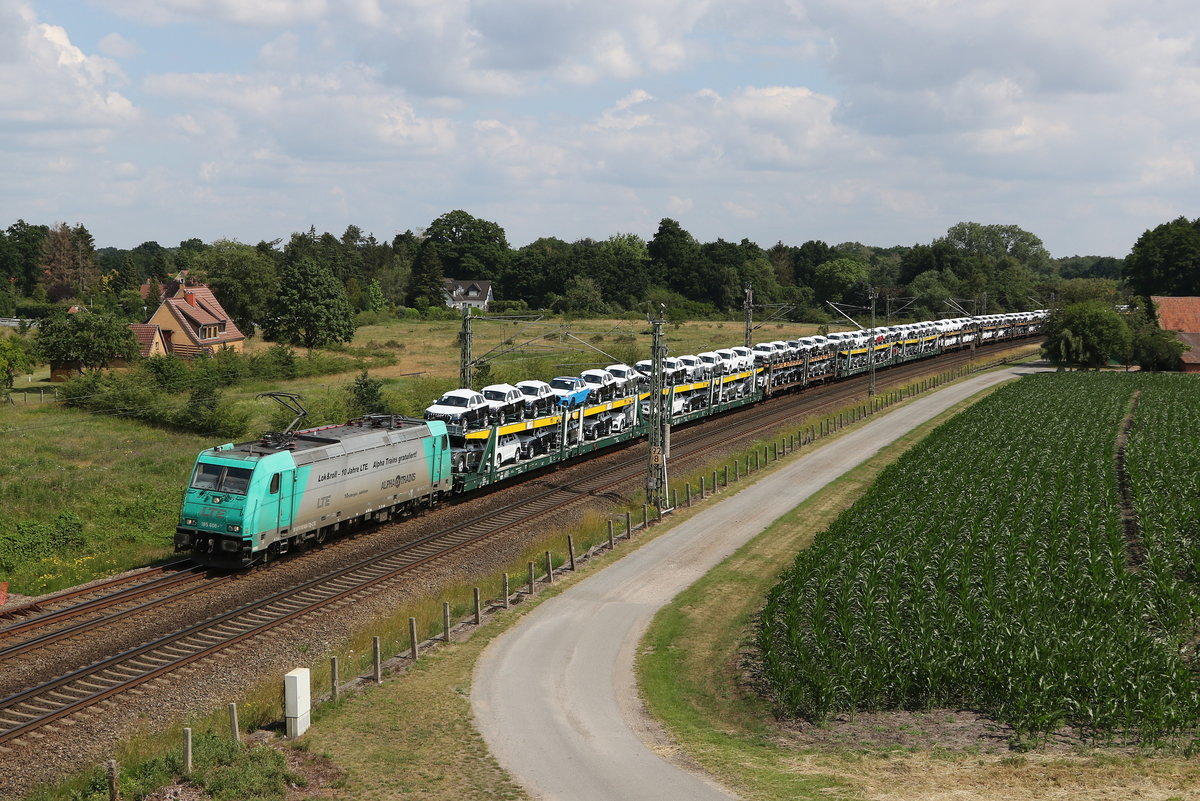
left=1115, top=390, right=1145, bottom=571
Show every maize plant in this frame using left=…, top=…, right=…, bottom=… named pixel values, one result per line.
left=756, top=372, right=1200, bottom=742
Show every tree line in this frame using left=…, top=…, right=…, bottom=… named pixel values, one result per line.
left=1, top=210, right=1196, bottom=380
left=2, top=212, right=1128, bottom=328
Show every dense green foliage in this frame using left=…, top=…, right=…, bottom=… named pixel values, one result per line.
left=1124, top=216, right=1200, bottom=297
left=34, top=310, right=139, bottom=370
left=263, top=247, right=356, bottom=348
left=0, top=212, right=1133, bottom=330
left=56, top=345, right=386, bottom=439
left=0, top=333, right=34, bottom=393
left=188, top=239, right=279, bottom=335
left=757, top=373, right=1200, bottom=742
left=1040, top=300, right=1132, bottom=368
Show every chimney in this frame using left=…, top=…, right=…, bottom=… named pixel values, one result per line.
left=185, top=291, right=197, bottom=307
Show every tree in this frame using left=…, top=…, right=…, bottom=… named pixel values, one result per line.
left=363, top=279, right=387, bottom=312
left=1040, top=301, right=1132, bottom=369
left=262, top=256, right=355, bottom=348
left=407, top=244, right=447, bottom=309
left=33, top=310, right=138, bottom=371
left=190, top=240, right=279, bottom=335
left=647, top=218, right=698, bottom=294
left=1128, top=297, right=1186, bottom=371
left=1124, top=216, right=1200, bottom=297
left=3, top=220, right=49, bottom=295
left=422, top=210, right=510, bottom=280
left=500, top=237, right=572, bottom=307
left=939, top=222, right=1053, bottom=276
left=553, top=276, right=606, bottom=315
left=0, top=334, right=35, bottom=398
left=812, top=257, right=869, bottom=304
left=347, top=369, right=385, bottom=415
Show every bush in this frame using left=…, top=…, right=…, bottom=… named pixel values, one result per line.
left=141, top=355, right=190, bottom=391
left=489, top=299, right=529, bottom=314
left=347, top=369, right=386, bottom=416
left=14, top=298, right=57, bottom=319
left=355, top=308, right=394, bottom=327
left=0, top=511, right=85, bottom=572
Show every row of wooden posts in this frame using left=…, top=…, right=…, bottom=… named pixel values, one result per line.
left=97, top=356, right=1016, bottom=799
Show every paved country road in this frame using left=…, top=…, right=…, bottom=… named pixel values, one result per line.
left=472, top=365, right=1045, bottom=801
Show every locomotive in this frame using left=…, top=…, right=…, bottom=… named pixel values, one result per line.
left=177, top=311, right=1045, bottom=565
left=176, top=397, right=453, bottom=565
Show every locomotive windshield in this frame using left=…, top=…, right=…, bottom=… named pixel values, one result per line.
left=190, top=463, right=253, bottom=495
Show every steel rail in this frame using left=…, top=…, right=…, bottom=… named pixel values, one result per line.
left=0, top=559, right=195, bottom=628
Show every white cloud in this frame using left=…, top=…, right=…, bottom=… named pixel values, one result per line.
left=94, top=0, right=329, bottom=26
left=0, top=2, right=137, bottom=153
left=98, top=31, right=139, bottom=59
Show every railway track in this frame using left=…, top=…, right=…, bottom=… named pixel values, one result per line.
left=0, top=342, right=1035, bottom=747
left=0, top=559, right=195, bottom=629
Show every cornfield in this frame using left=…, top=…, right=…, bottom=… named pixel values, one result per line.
left=756, top=372, right=1200, bottom=742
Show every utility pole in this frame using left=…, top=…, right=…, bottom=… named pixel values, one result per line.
left=459, top=307, right=473, bottom=388
left=743, top=283, right=753, bottom=348
left=646, top=305, right=670, bottom=510
left=868, top=287, right=878, bottom=397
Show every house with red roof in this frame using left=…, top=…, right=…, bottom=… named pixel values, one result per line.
left=145, top=285, right=244, bottom=358
left=1151, top=295, right=1200, bottom=373
left=128, top=323, right=168, bottom=358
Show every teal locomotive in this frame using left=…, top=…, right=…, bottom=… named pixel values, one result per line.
left=176, top=401, right=452, bottom=566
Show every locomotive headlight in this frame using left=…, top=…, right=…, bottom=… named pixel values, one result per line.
left=185, top=517, right=197, bottom=525
left=227, top=524, right=242, bottom=533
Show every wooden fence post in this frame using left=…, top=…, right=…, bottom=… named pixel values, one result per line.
left=608, top=520, right=615, bottom=550
left=474, top=587, right=482, bottom=624
left=567, top=536, right=576, bottom=571
left=331, top=656, right=339, bottom=700
left=503, top=573, right=510, bottom=608
left=409, top=617, right=419, bottom=660
left=373, top=636, right=382, bottom=683
left=183, top=728, right=193, bottom=775
left=107, top=759, right=120, bottom=801
left=444, top=602, right=452, bottom=641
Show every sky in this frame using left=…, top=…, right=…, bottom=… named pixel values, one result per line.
left=1, top=0, right=1198, bottom=258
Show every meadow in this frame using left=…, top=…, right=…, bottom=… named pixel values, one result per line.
left=756, top=371, right=1200, bottom=744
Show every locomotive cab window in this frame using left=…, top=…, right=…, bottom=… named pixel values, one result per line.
left=190, top=463, right=253, bottom=495
left=270, top=473, right=281, bottom=494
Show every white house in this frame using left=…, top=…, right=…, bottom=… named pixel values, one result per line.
left=444, top=278, right=494, bottom=311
